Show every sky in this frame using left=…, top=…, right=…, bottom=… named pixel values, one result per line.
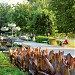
left=0, top=0, right=28, bottom=5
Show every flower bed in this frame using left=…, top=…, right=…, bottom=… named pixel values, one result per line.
left=9, top=45, right=75, bottom=75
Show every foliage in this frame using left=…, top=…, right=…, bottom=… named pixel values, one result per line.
left=13, top=3, right=30, bottom=32
left=36, top=36, right=66, bottom=45
left=0, top=52, right=30, bottom=75
left=0, top=3, right=13, bottom=27
left=68, top=33, right=75, bottom=38
left=0, top=0, right=75, bottom=35
left=49, top=0, right=75, bottom=34
left=30, top=12, right=52, bottom=35
left=13, top=43, right=19, bottom=47
left=27, top=0, right=53, bottom=35
left=36, top=36, right=56, bottom=44
left=27, top=0, right=36, bottom=3
left=0, top=66, right=29, bottom=75
left=0, top=52, right=10, bottom=65
left=0, top=44, right=4, bottom=49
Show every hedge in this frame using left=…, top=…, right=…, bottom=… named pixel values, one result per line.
left=36, top=36, right=50, bottom=44
left=36, top=36, right=58, bottom=45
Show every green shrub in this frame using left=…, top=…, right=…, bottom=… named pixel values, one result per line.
left=0, top=52, right=9, bottom=65
left=36, top=36, right=44, bottom=43
left=36, top=36, right=50, bottom=44
left=0, top=66, right=29, bottom=75
left=0, top=44, right=5, bottom=49
left=68, top=34, right=75, bottom=38
left=0, top=52, right=30, bottom=75
left=56, top=40, right=60, bottom=45
left=13, top=43, right=19, bottom=47
left=36, top=36, right=58, bottom=45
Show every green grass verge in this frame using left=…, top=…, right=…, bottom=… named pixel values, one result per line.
left=0, top=52, right=30, bottom=75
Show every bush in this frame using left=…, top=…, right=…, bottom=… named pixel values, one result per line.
left=0, top=52, right=9, bottom=65
left=0, top=52, right=30, bottom=75
left=0, top=66, right=29, bottom=75
left=68, top=34, right=75, bottom=38
left=56, top=40, right=63, bottom=46
left=0, top=44, right=5, bottom=49
left=36, top=36, right=50, bottom=44
left=36, top=36, right=58, bottom=45
left=13, top=43, right=19, bottom=47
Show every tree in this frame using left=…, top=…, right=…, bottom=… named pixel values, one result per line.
left=27, top=0, right=36, bottom=3
left=0, top=3, right=14, bottom=35
left=13, top=3, right=30, bottom=32
left=0, top=3, right=13, bottom=27
left=27, top=0, right=53, bottom=35
left=33, top=12, right=52, bottom=36
left=49, top=0, right=75, bottom=34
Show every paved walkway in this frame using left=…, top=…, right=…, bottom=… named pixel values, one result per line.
left=14, top=41, right=75, bottom=57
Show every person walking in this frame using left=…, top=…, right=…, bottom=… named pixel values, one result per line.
left=63, top=35, right=68, bottom=46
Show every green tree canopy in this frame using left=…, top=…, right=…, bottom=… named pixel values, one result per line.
left=49, top=0, right=75, bottom=34
left=13, top=3, right=30, bottom=32
left=0, top=3, right=13, bottom=27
